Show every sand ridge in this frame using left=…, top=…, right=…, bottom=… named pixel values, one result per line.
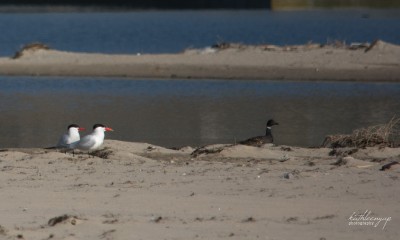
left=0, top=40, right=399, bottom=81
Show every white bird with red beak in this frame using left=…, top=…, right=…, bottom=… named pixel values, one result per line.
left=57, top=124, right=85, bottom=149
left=74, top=124, right=113, bottom=151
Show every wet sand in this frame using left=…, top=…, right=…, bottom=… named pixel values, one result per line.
left=0, top=140, right=399, bottom=239
left=0, top=40, right=399, bottom=81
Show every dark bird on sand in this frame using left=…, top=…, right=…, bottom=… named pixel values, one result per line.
left=239, top=119, right=279, bottom=147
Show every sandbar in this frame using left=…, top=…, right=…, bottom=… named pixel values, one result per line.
left=0, top=40, right=399, bottom=81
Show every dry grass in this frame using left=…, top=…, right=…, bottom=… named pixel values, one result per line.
left=13, top=42, right=50, bottom=59
left=322, top=117, right=400, bottom=148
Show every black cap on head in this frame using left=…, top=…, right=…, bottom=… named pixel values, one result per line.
left=93, top=123, right=106, bottom=129
left=67, top=124, right=80, bottom=130
left=267, top=119, right=279, bottom=127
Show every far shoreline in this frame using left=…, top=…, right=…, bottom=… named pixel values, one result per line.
left=0, top=40, right=399, bottom=82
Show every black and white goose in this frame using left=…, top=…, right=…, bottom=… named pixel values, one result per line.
left=239, top=119, right=279, bottom=147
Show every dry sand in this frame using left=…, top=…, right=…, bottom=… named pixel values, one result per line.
left=0, top=40, right=399, bottom=81
left=0, top=140, right=399, bottom=239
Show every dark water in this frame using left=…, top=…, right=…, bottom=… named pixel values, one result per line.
left=1, top=77, right=400, bottom=148
left=0, top=9, right=399, bottom=56
left=0, top=1, right=268, bottom=10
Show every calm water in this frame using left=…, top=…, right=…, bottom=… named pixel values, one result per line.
left=0, top=10, right=399, bottom=148
left=0, top=77, right=400, bottom=148
left=0, top=9, right=399, bottom=56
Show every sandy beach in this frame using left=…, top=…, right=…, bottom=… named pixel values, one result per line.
left=0, top=40, right=399, bottom=81
left=0, top=140, right=399, bottom=240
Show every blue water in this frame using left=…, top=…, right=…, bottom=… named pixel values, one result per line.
left=0, top=9, right=399, bottom=56
left=0, top=77, right=400, bottom=148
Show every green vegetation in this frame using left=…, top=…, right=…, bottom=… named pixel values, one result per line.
left=272, top=0, right=400, bottom=9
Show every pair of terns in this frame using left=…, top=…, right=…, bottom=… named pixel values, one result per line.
left=57, top=123, right=113, bottom=151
